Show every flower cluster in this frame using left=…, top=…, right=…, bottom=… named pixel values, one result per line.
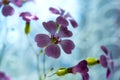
left=35, top=7, right=78, bottom=59
left=0, top=0, right=33, bottom=16
left=35, top=21, right=75, bottom=58
left=55, top=46, right=114, bottom=80
left=49, top=7, right=78, bottom=28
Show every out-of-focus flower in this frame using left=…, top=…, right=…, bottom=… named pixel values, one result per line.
left=68, top=60, right=89, bottom=80
left=100, top=45, right=114, bottom=79
left=49, top=7, right=78, bottom=28
left=19, top=12, right=38, bottom=34
left=35, top=21, right=74, bottom=58
left=55, top=60, right=89, bottom=80
left=0, top=71, right=10, bottom=80
left=0, top=0, right=33, bottom=16
left=11, top=0, right=33, bottom=7
left=0, top=0, right=14, bottom=16
left=19, top=12, right=38, bottom=22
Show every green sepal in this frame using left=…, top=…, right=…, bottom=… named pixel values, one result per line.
left=25, top=22, right=30, bottom=35
left=56, top=68, right=68, bottom=76
left=86, top=57, right=99, bottom=66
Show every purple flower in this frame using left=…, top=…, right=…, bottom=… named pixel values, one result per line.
left=19, top=12, right=38, bottom=34
left=0, top=0, right=33, bottom=16
left=0, top=71, right=10, bottom=80
left=35, top=21, right=75, bottom=58
left=68, top=60, right=89, bottom=80
left=11, top=0, right=33, bottom=7
left=19, top=12, right=38, bottom=22
left=49, top=7, right=78, bottom=28
left=100, top=45, right=114, bottom=79
left=0, top=0, right=14, bottom=16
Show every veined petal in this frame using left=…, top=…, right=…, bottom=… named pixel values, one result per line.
left=49, top=7, right=60, bottom=14
left=60, top=40, right=75, bottom=54
left=45, top=44, right=60, bottom=58
left=2, top=5, right=14, bottom=16
left=35, top=34, right=50, bottom=48
left=43, top=21, right=57, bottom=35
left=57, top=26, right=72, bottom=38
left=56, top=16, right=68, bottom=27
left=82, top=73, right=89, bottom=80
left=100, top=55, right=108, bottom=68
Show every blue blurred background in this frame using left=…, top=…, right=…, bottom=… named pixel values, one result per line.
left=0, top=0, right=120, bottom=80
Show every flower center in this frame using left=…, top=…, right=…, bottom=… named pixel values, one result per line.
left=50, top=35, right=60, bottom=44
left=3, top=0, right=10, bottom=5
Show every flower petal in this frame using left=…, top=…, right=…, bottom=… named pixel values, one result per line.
left=100, top=55, right=108, bottom=68
left=43, top=21, right=57, bottom=35
left=19, top=12, right=31, bottom=17
left=69, top=19, right=78, bottom=28
left=12, top=0, right=22, bottom=7
left=35, top=34, right=50, bottom=47
left=0, top=2, right=2, bottom=7
left=56, top=16, right=68, bottom=27
left=19, top=12, right=38, bottom=21
left=74, top=60, right=88, bottom=74
left=59, top=8, right=65, bottom=16
left=106, top=68, right=111, bottom=79
left=60, top=39, right=75, bottom=54
left=0, top=71, right=5, bottom=78
left=64, top=12, right=71, bottom=18
left=45, top=44, right=60, bottom=58
left=101, top=45, right=108, bottom=55
left=57, top=26, right=72, bottom=38
left=49, top=7, right=60, bottom=14
left=2, top=5, right=14, bottom=16
left=82, top=73, right=89, bottom=80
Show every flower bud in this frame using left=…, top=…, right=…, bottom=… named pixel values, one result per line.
left=25, top=22, right=30, bottom=35
left=86, top=57, right=99, bottom=66
left=56, top=68, right=68, bottom=76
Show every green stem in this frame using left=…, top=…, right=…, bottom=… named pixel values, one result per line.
left=26, top=35, right=42, bottom=80
left=0, top=44, right=6, bottom=67
left=37, top=55, right=42, bottom=80
left=43, top=53, right=46, bottom=79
